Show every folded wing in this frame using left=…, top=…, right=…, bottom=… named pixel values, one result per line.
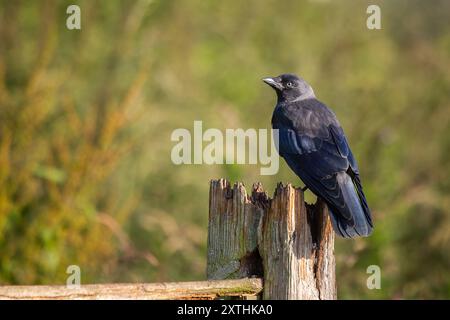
left=276, top=120, right=373, bottom=238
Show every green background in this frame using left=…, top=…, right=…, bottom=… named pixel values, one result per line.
left=0, top=0, right=449, bottom=299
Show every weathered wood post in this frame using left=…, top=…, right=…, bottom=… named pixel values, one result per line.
left=207, top=179, right=266, bottom=280
left=207, top=179, right=336, bottom=300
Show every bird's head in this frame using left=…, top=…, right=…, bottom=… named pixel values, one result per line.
left=263, top=74, right=315, bottom=102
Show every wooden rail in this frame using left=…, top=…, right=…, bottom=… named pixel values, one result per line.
left=0, top=179, right=336, bottom=300
left=0, top=278, right=263, bottom=300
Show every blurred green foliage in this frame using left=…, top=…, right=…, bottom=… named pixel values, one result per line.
left=0, top=0, right=449, bottom=298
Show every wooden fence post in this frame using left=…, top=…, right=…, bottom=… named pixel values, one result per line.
left=207, top=179, right=267, bottom=280
left=207, top=179, right=336, bottom=300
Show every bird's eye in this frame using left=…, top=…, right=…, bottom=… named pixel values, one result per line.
left=286, top=81, right=293, bottom=88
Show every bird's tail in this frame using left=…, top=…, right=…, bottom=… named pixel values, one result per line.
left=328, top=172, right=373, bottom=238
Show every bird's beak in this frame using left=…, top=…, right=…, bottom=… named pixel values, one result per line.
left=262, top=77, right=282, bottom=90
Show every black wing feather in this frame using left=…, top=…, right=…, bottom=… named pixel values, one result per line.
left=273, top=99, right=373, bottom=237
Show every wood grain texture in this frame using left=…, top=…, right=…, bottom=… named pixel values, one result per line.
left=0, top=278, right=263, bottom=300
left=207, top=179, right=266, bottom=280
left=259, top=184, right=336, bottom=299
left=208, top=180, right=336, bottom=300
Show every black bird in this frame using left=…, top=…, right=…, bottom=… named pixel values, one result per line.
left=263, top=74, right=373, bottom=238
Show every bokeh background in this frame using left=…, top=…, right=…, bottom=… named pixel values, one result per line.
left=0, top=0, right=449, bottom=299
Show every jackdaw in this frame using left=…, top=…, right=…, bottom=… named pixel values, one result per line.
left=263, top=74, right=373, bottom=238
